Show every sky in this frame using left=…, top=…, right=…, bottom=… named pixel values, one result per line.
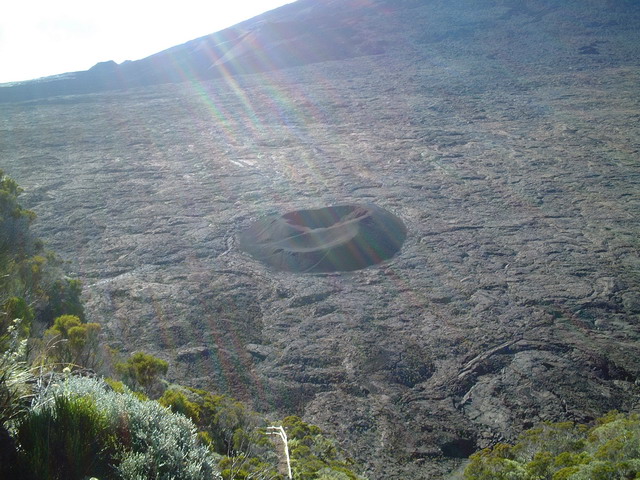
left=0, top=0, right=296, bottom=84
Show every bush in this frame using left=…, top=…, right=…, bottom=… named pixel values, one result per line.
left=159, top=387, right=201, bottom=423
left=19, top=375, right=221, bottom=480
left=0, top=318, right=32, bottom=426
left=162, top=391, right=366, bottom=480
left=184, top=387, right=275, bottom=456
left=0, top=170, right=37, bottom=259
left=463, top=412, right=640, bottom=480
left=0, top=317, right=32, bottom=480
left=283, top=415, right=363, bottom=480
left=161, top=387, right=284, bottom=479
left=41, top=277, right=85, bottom=324
left=43, top=314, right=101, bottom=369
left=1, top=296, right=33, bottom=340
left=0, top=170, right=84, bottom=329
left=16, top=394, right=114, bottom=480
left=116, top=351, right=168, bottom=396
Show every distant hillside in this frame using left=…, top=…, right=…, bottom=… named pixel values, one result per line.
left=0, top=0, right=399, bottom=102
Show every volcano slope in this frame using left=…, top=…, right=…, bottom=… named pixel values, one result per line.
left=1, top=1, right=639, bottom=478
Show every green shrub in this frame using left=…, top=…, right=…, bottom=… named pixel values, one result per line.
left=0, top=170, right=84, bottom=329
left=43, top=314, right=101, bottom=369
left=218, top=452, right=281, bottom=480
left=181, top=387, right=267, bottom=456
left=40, top=277, right=85, bottom=324
left=1, top=296, right=33, bottom=340
left=0, top=170, right=37, bottom=259
left=21, top=375, right=220, bottom=480
left=283, top=415, right=363, bottom=480
left=179, top=402, right=364, bottom=480
left=104, top=376, right=148, bottom=401
left=0, top=170, right=40, bottom=308
left=16, top=394, right=114, bottom=480
left=163, top=387, right=284, bottom=479
left=115, top=351, right=168, bottom=396
left=0, top=318, right=32, bottom=426
left=159, top=387, right=202, bottom=423
left=463, top=412, right=640, bottom=480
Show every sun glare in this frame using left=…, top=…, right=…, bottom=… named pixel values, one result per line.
left=0, top=0, right=295, bottom=83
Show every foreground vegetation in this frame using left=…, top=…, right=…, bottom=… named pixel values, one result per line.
left=15, top=374, right=218, bottom=480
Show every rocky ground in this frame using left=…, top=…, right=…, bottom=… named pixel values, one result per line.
left=1, top=1, right=639, bottom=478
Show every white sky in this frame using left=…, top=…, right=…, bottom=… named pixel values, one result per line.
left=0, top=0, right=296, bottom=83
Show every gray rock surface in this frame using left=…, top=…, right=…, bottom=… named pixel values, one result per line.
left=1, top=1, right=639, bottom=478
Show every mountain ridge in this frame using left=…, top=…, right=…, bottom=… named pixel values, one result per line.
left=0, top=0, right=399, bottom=102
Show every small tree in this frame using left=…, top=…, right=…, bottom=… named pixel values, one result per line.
left=115, top=351, right=168, bottom=397
left=41, top=277, right=85, bottom=324
left=44, top=314, right=101, bottom=369
left=0, top=170, right=37, bottom=258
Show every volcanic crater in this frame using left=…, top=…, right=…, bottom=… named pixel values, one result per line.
left=238, top=203, right=407, bottom=273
